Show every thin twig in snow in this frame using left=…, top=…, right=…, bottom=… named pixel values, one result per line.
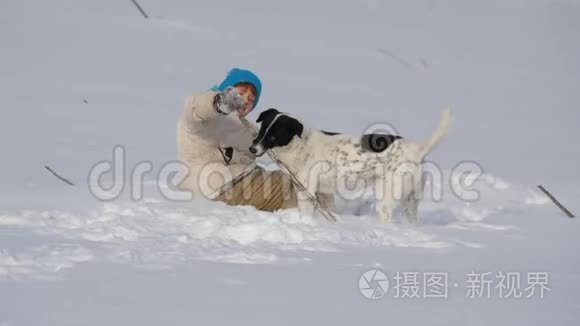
left=537, top=185, right=574, bottom=218
left=376, top=48, right=412, bottom=69
left=44, top=165, right=75, bottom=186
left=130, top=0, right=149, bottom=19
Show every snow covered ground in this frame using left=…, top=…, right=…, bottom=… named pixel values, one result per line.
left=1, top=0, right=579, bottom=325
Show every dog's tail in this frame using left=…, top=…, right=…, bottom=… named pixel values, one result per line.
left=419, top=107, right=452, bottom=158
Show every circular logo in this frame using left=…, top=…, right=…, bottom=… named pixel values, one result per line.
left=359, top=269, right=389, bottom=300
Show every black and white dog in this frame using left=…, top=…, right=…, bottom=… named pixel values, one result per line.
left=249, top=108, right=452, bottom=223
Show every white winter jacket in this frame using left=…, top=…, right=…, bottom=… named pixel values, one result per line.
left=177, top=91, right=257, bottom=198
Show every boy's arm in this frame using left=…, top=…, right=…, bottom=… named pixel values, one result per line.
left=182, top=91, right=220, bottom=128
left=183, top=88, right=245, bottom=128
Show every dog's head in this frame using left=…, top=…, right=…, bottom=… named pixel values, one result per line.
left=249, top=108, right=304, bottom=157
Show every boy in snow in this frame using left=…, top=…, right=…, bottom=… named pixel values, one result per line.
left=177, top=68, right=297, bottom=211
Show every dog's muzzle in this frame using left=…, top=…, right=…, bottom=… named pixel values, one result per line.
left=249, top=144, right=265, bottom=157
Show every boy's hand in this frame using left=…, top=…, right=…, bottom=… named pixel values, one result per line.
left=214, top=87, right=245, bottom=114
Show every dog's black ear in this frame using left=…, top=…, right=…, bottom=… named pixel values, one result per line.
left=289, top=118, right=304, bottom=139
left=256, top=108, right=279, bottom=123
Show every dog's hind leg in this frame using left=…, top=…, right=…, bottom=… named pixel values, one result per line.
left=378, top=200, right=396, bottom=223
left=403, top=191, right=419, bottom=224
left=404, top=171, right=426, bottom=224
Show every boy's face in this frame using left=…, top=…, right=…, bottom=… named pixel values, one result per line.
left=234, top=84, right=256, bottom=117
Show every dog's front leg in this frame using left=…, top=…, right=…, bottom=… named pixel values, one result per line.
left=297, top=190, right=316, bottom=217
left=295, top=170, right=319, bottom=218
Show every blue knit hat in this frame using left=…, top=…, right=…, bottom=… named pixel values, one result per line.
left=211, top=68, right=262, bottom=109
